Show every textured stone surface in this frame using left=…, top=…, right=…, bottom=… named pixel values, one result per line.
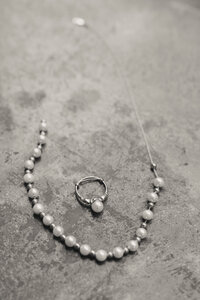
left=0, top=0, right=200, bottom=299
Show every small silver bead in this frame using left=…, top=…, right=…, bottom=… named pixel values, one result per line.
left=30, top=156, right=35, bottom=162
left=32, top=199, right=38, bottom=205
left=25, top=170, right=31, bottom=174
left=141, top=222, right=147, bottom=228
left=49, top=223, right=56, bottom=231
left=151, top=163, right=157, bottom=170
left=40, top=131, right=46, bottom=136
left=124, top=247, right=129, bottom=255
left=90, top=250, right=96, bottom=258
left=74, top=243, right=80, bottom=250
left=148, top=202, right=155, bottom=209
left=27, top=183, right=33, bottom=190
left=107, top=252, right=113, bottom=259
left=38, top=144, right=42, bottom=150
left=136, top=236, right=141, bottom=243
left=60, top=234, right=66, bottom=243
left=39, top=212, right=45, bottom=219
left=154, top=187, right=160, bottom=194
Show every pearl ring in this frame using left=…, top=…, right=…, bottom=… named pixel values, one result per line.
left=75, top=176, right=108, bottom=213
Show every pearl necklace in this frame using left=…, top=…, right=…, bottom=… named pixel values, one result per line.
left=23, top=18, right=165, bottom=263
left=24, top=120, right=164, bottom=263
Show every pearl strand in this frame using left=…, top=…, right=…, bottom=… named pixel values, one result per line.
left=24, top=121, right=164, bottom=263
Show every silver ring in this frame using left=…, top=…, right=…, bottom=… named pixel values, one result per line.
left=75, top=176, right=108, bottom=207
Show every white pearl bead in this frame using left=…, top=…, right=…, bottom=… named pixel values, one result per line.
left=24, top=173, right=34, bottom=183
left=127, top=240, right=139, bottom=252
left=113, top=247, right=124, bottom=259
left=80, top=244, right=91, bottom=256
left=24, top=160, right=34, bottom=170
left=147, top=192, right=158, bottom=203
left=136, top=228, right=147, bottom=239
left=53, top=226, right=64, bottom=237
left=33, top=203, right=44, bottom=214
left=28, top=188, right=39, bottom=198
left=91, top=199, right=104, bottom=213
left=142, top=209, right=153, bottom=220
left=39, top=122, right=47, bottom=132
left=153, top=177, right=164, bottom=188
left=65, top=235, right=76, bottom=247
left=38, top=135, right=46, bottom=144
left=43, top=215, right=54, bottom=226
left=33, top=148, right=41, bottom=158
left=96, top=249, right=107, bottom=262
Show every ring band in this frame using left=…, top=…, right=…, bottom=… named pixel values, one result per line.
left=75, top=176, right=108, bottom=207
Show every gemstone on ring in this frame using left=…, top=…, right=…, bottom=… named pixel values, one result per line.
left=91, top=197, right=104, bottom=213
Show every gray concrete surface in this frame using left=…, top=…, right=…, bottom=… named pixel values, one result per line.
left=0, top=0, right=200, bottom=299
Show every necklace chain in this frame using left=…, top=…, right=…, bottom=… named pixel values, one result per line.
left=72, top=18, right=158, bottom=177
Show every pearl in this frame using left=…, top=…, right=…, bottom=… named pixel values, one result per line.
left=142, top=209, right=153, bottom=220
left=38, top=135, right=46, bottom=144
left=43, top=215, right=54, bottom=226
left=53, top=226, right=64, bottom=237
left=33, top=148, right=41, bottom=158
left=65, top=235, right=76, bottom=247
left=147, top=192, right=158, bottom=203
left=91, top=199, right=104, bottom=213
left=28, top=188, right=39, bottom=198
left=127, top=240, right=139, bottom=252
left=24, top=173, right=34, bottom=183
left=113, top=247, right=124, bottom=259
left=80, top=244, right=91, bottom=256
left=136, top=228, right=147, bottom=239
left=24, top=160, right=34, bottom=170
left=39, top=122, right=47, bottom=132
left=153, top=177, right=164, bottom=188
left=33, top=203, right=44, bottom=214
left=96, top=249, right=107, bottom=262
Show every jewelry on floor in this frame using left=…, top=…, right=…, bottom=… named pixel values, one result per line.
left=23, top=18, right=165, bottom=263
left=24, top=120, right=164, bottom=263
left=75, top=176, right=108, bottom=213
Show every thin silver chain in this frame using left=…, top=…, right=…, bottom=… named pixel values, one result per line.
left=72, top=18, right=158, bottom=177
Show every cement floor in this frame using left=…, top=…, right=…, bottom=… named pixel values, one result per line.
left=0, top=0, right=200, bottom=299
